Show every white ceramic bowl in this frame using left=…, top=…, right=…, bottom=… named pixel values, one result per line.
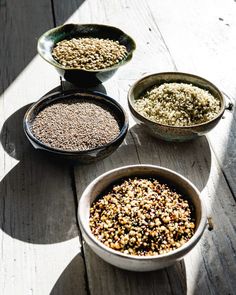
left=78, top=165, right=207, bottom=271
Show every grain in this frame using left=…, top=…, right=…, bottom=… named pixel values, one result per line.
left=89, top=178, right=195, bottom=256
left=52, top=37, right=128, bottom=70
left=134, top=83, right=221, bottom=126
left=31, top=98, right=120, bottom=151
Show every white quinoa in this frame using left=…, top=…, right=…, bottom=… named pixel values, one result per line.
left=89, top=178, right=195, bottom=256
left=52, top=37, right=127, bottom=70
left=134, top=83, right=221, bottom=126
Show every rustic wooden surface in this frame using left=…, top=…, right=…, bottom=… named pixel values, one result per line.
left=0, top=0, right=236, bottom=294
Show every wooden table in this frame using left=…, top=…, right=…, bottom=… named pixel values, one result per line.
left=0, top=0, right=236, bottom=294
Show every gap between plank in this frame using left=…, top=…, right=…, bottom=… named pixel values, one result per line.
left=69, top=166, right=91, bottom=295
left=50, top=0, right=57, bottom=27
left=130, top=129, right=141, bottom=164
left=145, top=1, right=178, bottom=71
left=208, top=140, right=236, bottom=201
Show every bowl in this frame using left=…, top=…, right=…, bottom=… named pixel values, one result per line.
left=78, top=164, right=207, bottom=271
left=23, top=90, right=129, bottom=163
left=37, top=23, right=136, bottom=86
left=128, top=72, right=225, bottom=142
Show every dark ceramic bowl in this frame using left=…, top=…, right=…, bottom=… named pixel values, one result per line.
left=128, top=72, right=225, bottom=142
left=23, top=90, right=129, bottom=163
left=37, top=23, right=136, bottom=86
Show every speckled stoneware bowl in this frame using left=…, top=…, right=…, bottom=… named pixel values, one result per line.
left=37, top=23, right=136, bottom=86
left=128, top=72, right=225, bottom=142
left=23, top=90, right=128, bottom=163
left=78, top=164, right=207, bottom=271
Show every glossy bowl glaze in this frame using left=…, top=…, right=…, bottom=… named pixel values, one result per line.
left=78, top=164, right=207, bottom=271
left=128, top=72, right=225, bottom=142
left=23, top=90, right=128, bottom=163
left=38, top=23, right=136, bottom=86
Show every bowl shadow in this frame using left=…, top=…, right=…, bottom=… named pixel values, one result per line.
left=61, top=80, right=107, bottom=94
left=49, top=244, right=187, bottom=295
left=83, top=244, right=187, bottom=295
left=50, top=253, right=87, bottom=295
left=128, top=124, right=211, bottom=192
left=0, top=92, right=79, bottom=244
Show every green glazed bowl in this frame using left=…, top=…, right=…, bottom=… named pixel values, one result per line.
left=128, top=72, right=225, bottom=142
left=37, top=23, right=136, bottom=86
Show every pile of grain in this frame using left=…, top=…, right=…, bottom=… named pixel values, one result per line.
left=90, top=177, right=195, bottom=256
left=134, top=83, right=221, bottom=126
left=31, top=98, right=120, bottom=151
left=52, top=37, right=127, bottom=70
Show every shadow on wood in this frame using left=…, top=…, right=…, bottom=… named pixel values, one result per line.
left=0, top=103, right=78, bottom=244
left=61, top=80, right=107, bottom=94
left=83, top=244, right=186, bottom=295
left=128, top=124, right=211, bottom=192
left=53, top=0, right=86, bottom=26
left=192, top=108, right=236, bottom=294
left=50, top=253, right=87, bottom=295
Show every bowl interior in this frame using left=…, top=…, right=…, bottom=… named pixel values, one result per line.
left=24, top=90, right=128, bottom=155
left=79, top=165, right=206, bottom=256
left=129, top=72, right=225, bottom=126
left=38, top=23, right=136, bottom=71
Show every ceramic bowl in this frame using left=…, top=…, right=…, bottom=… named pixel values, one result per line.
left=128, top=72, right=225, bottom=142
left=23, top=90, right=128, bottom=163
left=37, top=23, right=136, bottom=86
left=78, top=164, right=207, bottom=271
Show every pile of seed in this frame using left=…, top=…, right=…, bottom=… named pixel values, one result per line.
left=31, top=98, right=120, bottom=151
left=52, top=37, right=128, bottom=70
left=89, top=178, right=195, bottom=256
left=134, top=83, right=221, bottom=126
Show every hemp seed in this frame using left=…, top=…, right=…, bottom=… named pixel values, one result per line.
left=134, top=83, right=221, bottom=126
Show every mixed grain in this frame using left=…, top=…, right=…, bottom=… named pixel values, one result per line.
left=134, top=83, right=221, bottom=126
left=89, top=178, right=195, bottom=256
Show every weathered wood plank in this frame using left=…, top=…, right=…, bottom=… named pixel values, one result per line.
left=0, top=1, right=87, bottom=294
left=146, top=0, right=236, bottom=197
left=66, top=0, right=236, bottom=294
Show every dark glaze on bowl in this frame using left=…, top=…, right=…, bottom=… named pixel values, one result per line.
left=38, top=24, right=136, bottom=86
left=23, top=90, right=129, bottom=163
left=128, top=72, right=225, bottom=142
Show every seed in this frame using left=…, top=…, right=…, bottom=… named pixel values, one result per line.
left=134, top=83, right=221, bottom=126
left=52, top=37, right=128, bottom=70
left=31, top=98, right=120, bottom=151
left=89, top=177, right=195, bottom=256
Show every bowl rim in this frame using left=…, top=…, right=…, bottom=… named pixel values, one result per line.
left=78, top=164, right=207, bottom=261
left=37, top=23, right=136, bottom=73
left=128, top=72, right=225, bottom=129
left=23, top=89, right=129, bottom=155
